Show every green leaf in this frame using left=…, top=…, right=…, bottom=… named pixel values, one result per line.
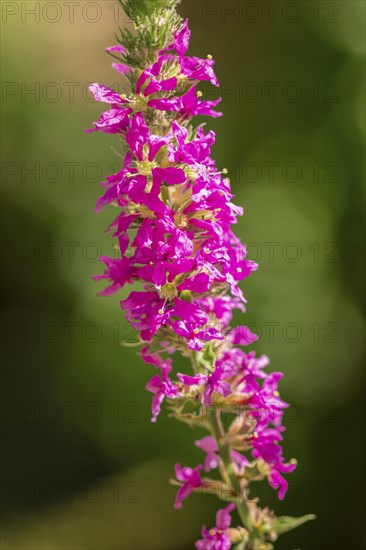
left=272, top=514, right=316, bottom=535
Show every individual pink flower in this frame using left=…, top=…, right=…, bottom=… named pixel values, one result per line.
left=174, top=464, right=203, bottom=509
left=195, top=435, right=249, bottom=474
left=177, top=362, right=237, bottom=405
left=145, top=358, right=179, bottom=422
left=195, top=503, right=235, bottom=550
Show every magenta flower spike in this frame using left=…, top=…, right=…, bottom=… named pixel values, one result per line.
left=88, top=0, right=315, bottom=547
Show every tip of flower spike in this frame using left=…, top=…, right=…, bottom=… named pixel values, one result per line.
left=207, top=54, right=213, bottom=60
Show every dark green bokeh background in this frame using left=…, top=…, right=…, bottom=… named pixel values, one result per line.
left=1, top=1, right=365, bottom=548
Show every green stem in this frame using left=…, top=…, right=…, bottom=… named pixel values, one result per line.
left=191, top=352, right=262, bottom=547
left=207, top=409, right=255, bottom=531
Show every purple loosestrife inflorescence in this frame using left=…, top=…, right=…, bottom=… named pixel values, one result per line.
left=88, top=0, right=314, bottom=547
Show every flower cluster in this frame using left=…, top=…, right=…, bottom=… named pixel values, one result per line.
left=89, top=1, right=313, bottom=547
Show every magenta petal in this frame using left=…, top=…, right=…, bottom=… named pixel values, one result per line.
left=146, top=374, right=163, bottom=394
left=144, top=76, right=177, bottom=96
left=105, top=44, right=126, bottom=54
left=174, top=464, right=203, bottom=509
left=89, top=83, right=124, bottom=105
left=147, top=97, right=182, bottom=111
left=228, top=326, right=258, bottom=346
left=152, top=166, right=186, bottom=185
left=216, top=503, right=235, bottom=530
left=171, top=299, right=209, bottom=325
left=173, top=19, right=191, bottom=55
left=180, top=56, right=219, bottom=87
left=195, top=435, right=218, bottom=454
left=178, top=272, right=211, bottom=293
left=148, top=134, right=169, bottom=161
left=90, top=108, right=131, bottom=133
left=269, top=470, right=288, bottom=500
left=177, top=373, right=206, bottom=386
left=112, top=62, right=131, bottom=75
left=126, top=113, right=150, bottom=160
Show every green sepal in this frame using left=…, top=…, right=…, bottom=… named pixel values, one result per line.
left=242, top=460, right=268, bottom=482
left=271, top=514, right=316, bottom=535
left=232, top=541, right=247, bottom=550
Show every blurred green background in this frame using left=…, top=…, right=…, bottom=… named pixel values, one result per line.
left=1, top=1, right=365, bottom=549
